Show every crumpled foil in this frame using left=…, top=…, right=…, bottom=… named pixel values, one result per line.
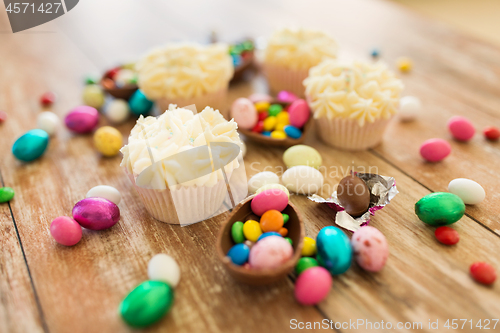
left=308, top=173, right=399, bottom=232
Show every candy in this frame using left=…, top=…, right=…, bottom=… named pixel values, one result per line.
left=275, top=124, right=285, bottom=132
left=82, top=84, right=105, bottom=109
left=251, top=189, right=288, bottom=216
left=242, top=220, right=262, bottom=242
left=84, top=75, right=98, bottom=85
left=288, top=99, right=310, bottom=128
left=448, top=178, right=485, bottom=205
left=370, top=48, right=380, bottom=58
left=93, top=126, right=123, bottom=157
left=278, top=227, right=288, bottom=237
left=301, top=237, right=316, bottom=257
left=72, top=197, right=120, bottom=230
left=40, top=92, right=56, bottom=106
left=249, top=236, right=293, bottom=269
left=282, top=213, right=289, bottom=224
left=270, top=130, right=286, bottom=139
left=258, top=232, right=282, bottom=241
left=484, top=126, right=500, bottom=141
left=263, top=116, right=277, bottom=131
left=227, top=243, right=250, bottom=265
left=12, top=129, right=49, bottom=162
left=283, top=145, right=322, bottom=169
left=86, top=185, right=121, bottom=205
left=351, top=226, right=388, bottom=272
left=129, top=89, right=153, bottom=116
left=294, top=267, right=332, bottom=306
left=275, top=111, right=289, bottom=125
left=105, top=99, right=130, bottom=124
left=295, top=257, right=319, bottom=275
left=255, top=183, right=290, bottom=198
left=435, top=226, right=459, bottom=245
left=37, top=111, right=60, bottom=136
left=285, top=237, right=292, bottom=245
left=248, top=171, right=280, bottom=193
left=65, top=106, right=99, bottom=134
left=415, top=192, right=465, bottom=226
left=282, top=166, right=324, bottom=195
left=277, top=91, right=299, bottom=104
left=252, top=121, right=264, bottom=133
left=104, top=67, right=120, bottom=80
left=254, top=101, right=270, bottom=112
left=115, top=69, right=136, bottom=86
left=0, top=110, right=7, bottom=123
left=284, top=125, right=302, bottom=139
left=396, top=57, right=413, bottom=72
left=258, top=111, right=268, bottom=121
left=262, top=131, right=271, bottom=136
left=316, top=226, right=352, bottom=275
left=50, top=216, right=82, bottom=246
left=231, top=98, right=258, bottom=130
left=119, top=281, right=174, bottom=328
left=260, top=210, right=284, bottom=232
left=148, top=254, right=180, bottom=287
left=398, top=96, right=421, bottom=122
left=447, top=116, right=475, bottom=141
left=231, top=221, right=245, bottom=244
left=420, top=138, right=451, bottom=162
left=249, top=93, right=272, bottom=103
left=0, top=187, right=15, bottom=203
left=337, top=175, right=370, bottom=217
left=470, top=262, right=496, bottom=285
left=268, top=104, right=283, bottom=117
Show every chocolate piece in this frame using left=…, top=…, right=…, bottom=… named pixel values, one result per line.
left=337, top=175, right=370, bottom=217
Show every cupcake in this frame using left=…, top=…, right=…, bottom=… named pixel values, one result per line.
left=263, top=28, right=338, bottom=97
left=304, top=60, right=404, bottom=150
left=120, top=105, right=245, bottom=224
left=136, top=43, right=234, bottom=118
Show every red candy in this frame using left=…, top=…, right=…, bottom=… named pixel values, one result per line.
left=435, top=226, right=459, bottom=245
left=258, top=111, right=268, bottom=121
left=470, top=262, right=496, bottom=285
left=40, top=92, right=56, bottom=107
left=484, top=126, right=500, bottom=141
left=0, top=111, right=7, bottom=123
left=104, top=67, right=121, bottom=80
left=252, top=120, right=264, bottom=133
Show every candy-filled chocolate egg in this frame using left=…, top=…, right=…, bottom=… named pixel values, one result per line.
left=337, top=175, right=370, bottom=217
left=72, top=197, right=120, bottom=230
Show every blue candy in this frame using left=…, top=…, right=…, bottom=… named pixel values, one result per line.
left=129, top=89, right=153, bottom=116
left=370, top=48, right=380, bottom=58
left=232, top=54, right=242, bottom=67
left=12, top=129, right=49, bottom=162
left=258, top=232, right=282, bottom=241
left=227, top=243, right=250, bottom=265
left=316, top=226, right=352, bottom=275
left=284, top=125, right=302, bottom=139
left=262, top=131, right=271, bottom=137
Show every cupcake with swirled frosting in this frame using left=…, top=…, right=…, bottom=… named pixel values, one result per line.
left=303, top=59, right=404, bottom=150
left=263, top=28, right=338, bottom=97
left=136, top=43, right=233, bottom=118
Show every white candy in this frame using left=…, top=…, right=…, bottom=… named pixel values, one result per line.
left=37, top=111, right=60, bottom=136
left=114, top=69, right=136, bottom=87
left=86, top=185, right=121, bottom=205
left=105, top=99, right=130, bottom=124
left=399, top=96, right=421, bottom=122
left=148, top=254, right=180, bottom=287
left=282, top=165, right=324, bottom=195
left=448, top=178, right=485, bottom=205
left=248, top=171, right=279, bottom=193
left=256, top=183, right=290, bottom=198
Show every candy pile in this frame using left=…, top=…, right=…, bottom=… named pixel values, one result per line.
left=101, top=64, right=138, bottom=91
left=229, top=40, right=254, bottom=76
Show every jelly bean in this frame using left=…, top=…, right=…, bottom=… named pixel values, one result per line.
left=40, top=92, right=56, bottom=106
left=12, top=129, right=49, bottom=162
left=86, top=185, right=121, bottom=205
left=278, top=227, right=288, bottom=237
left=448, top=178, right=485, bottom=205
left=129, top=89, right=153, bottom=116
left=242, top=220, right=262, bottom=242
left=470, top=262, right=496, bottom=285
left=282, top=166, right=324, bottom=195
left=65, top=106, right=99, bottom=134
left=276, top=111, right=289, bottom=124
left=119, top=281, right=174, bottom=328
left=231, top=98, right=258, bottom=130
left=277, top=90, right=299, bottom=104
left=270, top=130, right=286, bottom=139
left=316, top=226, right=352, bottom=275
left=249, top=93, right=272, bottom=104
left=295, top=257, right=319, bottom=275
left=148, top=254, right=181, bottom=287
left=0, top=187, right=15, bottom=203
left=254, top=101, right=270, bottom=112
left=301, top=237, right=316, bottom=257
left=285, top=237, right=292, bottom=245
left=37, top=111, right=60, bottom=136
left=260, top=210, right=284, bottom=232
left=50, top=216, right=82, bottom=246
left=283, top=145, right=322, bottom=169
left=263, top=116, right=277, bottom=131
left=420, top=138, right=451, bottom=162
left=0, top=110, right=7, bottom=123
left=435, top=226, right=459, bottom=245
left=231, top=221, right=245, bottom=244
left=227, top=243, right=250, bottom=265
left=282, top=213, right=289, bottom=224
left=105, top=99, right=130, bottom=124
left=370, top=48, right=380, bottom=58
left=72, top=197, right=120, bottom=230
left=288, top=99, right=310, bottom=128
left=249, top=236, right=293, bottom=269
left=248, top=171, right=280, bottom=193
left=294, top=267, right=332, bottom=305
left=351, top=226, right=389, bottom=272
left=252, top=121, right=265, bottom=133
left=94, top=126, right=123, bottom=157
left=262, top=131, right=271, bottom=137
left=275, top=123, right=286, bottom=132
left=258, top=232, right=282, bottom=241
left=255, top=183, right=290, bottom=198
left=251, top=189, right=288, bottom=216
left=82, top=84, right=105, bottom=109
left=415, top=192, right=465, bottom=226
left=448, top=116, right=475, bottom=141
left=268, top=104, right=283, bottom=117
left=398, top=96, right=421, bottom=122
left=258, top=111, right=268, bottom=121
left=396, top=57, right=413, bottom=72
left=484, top=126, right=500, bottom=141
left=284, top=125, right=302, bottom=139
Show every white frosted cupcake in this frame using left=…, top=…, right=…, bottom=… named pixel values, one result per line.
left=136, top=43, right=234, bottom=118
left=120, top=105, right=244, bottom=224
left=304, top=60, right=404, bottom=150
left=263, top=28, right=338, bottom=97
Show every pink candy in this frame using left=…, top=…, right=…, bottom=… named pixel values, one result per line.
left=72, top=197, right=120, bottom=230
left=65, top=106, right=99, bottom=134
left=288, top=99, right=310, bottom=128
left=277, top=90, right=299, bottom=104
left=448, top=116, right=475, bottom=141
left=420, top=138, right=451, bottom=162
left=249, top=236, right=293, bottom=269
left=230, top=98, right=258, bottom=130
left=294, top=267, right=332, bottom=305
left=351, top=226, right=389, bottom=272
left=251, top=189, right=288, bottom=216
left=50, top=216, right=82, bottom=246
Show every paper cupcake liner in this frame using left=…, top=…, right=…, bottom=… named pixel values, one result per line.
left=155, top=88, right=229, bottom=119
left=263, top=63, right=309, bottom=97
left=315, top=117, right=392, bottom=151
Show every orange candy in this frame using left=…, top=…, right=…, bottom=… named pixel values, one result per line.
left=260, top=210, right=284, bottom=232
left=278, top=227, right=288, bottom=237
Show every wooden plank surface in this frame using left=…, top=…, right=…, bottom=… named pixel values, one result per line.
left=1, top=0, right=499, bottom=332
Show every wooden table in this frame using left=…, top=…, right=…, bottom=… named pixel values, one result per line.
left=1, top=0, right=499, bottom=332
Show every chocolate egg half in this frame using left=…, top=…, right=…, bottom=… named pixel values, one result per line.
left=337, top=175, right=370, bottom=217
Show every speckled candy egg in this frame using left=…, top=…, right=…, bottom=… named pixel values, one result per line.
left=37, top=111, right=60, bottom=136
left=281, top=165, right=324, bottom=195
left=86, top=185, right=121, bottom=205
left=251, top=189, right=288, bottom=216
left=12, top=129, right=49, bottom=162
left=247, top=171, right=280, bottom=193
left=294, top=266, right=332, bottom=305
left=129, top=89, right=153, bottom=116
left=231, top=98, right=258, bottom=130
left=105, top=99, right=130, bottom=124
left=72, top=197, right=120, bottom=230
left=249, top=236, right=293, bottom=269
left=351, top=226, right=388, bottom=272
left=93, top=126, right=123, bottom=157
left=65, top=106, right=99, bottom=134
left=316, top=226, right=352, bottom=275
left=82, top=84, right=105, bottom=109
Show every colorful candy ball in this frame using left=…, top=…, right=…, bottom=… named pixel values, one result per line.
left=12, top=129, right=49, bottom=162
left=260, top=210, right=284, bottom=233
left=447, top=116, right=475, bottom=142
left=82, top=84, right=105, bottom=109
left=301, top=237, right=316, bottom=257
left=435, top=226, right=459, bottom=245
left=470, top=262, right=496, bottom=285
left=251, top=189, right=288, bottom=216
left=65, top=106, right=99, bottom=134
left=249, top=236, right=293, bottom=269
left=351, top=226, right=389, bottom=272
left=147, top=254, right=181, bottom=287
left=37, top=111, right=60, bottom=136
left=50, top=216, right=82, bottom=246
left=105, top=99, right=130, bottom=124
left=228, top=243, right=250, bottom=266
left=129, top=89, right=153, bottom=116
left=72, top=197, right=120, bottom=230
left=483, top=126, right=500, bottom=141
left=231, top=98, right=258, bottom=130
left=93, top=126, right=123, bottom=157
left=294, top=267, right=332, bottom=305
left=420, top=138, right=451, bottom=162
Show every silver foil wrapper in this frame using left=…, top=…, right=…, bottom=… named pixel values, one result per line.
left=308, top=173, right=398, bottom=232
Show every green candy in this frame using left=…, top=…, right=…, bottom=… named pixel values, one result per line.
left=282, top=214, right=289, bottom=224
left=295, top=257, right=319, bottom=275
left=285, top=237, right=293, bottom=245
left=231, top=221, right=245, bottom=244
left=119, top=281, right=174, bottom=328
left=0, top=187, right=15, bottom=203
left=268, top=104, right=283, bottom=117
left=84, top=75, right=98, bottom=85
left=415, top=192, right=465, bottom=226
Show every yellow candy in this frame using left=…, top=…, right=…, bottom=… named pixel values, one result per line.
left=276, top=112, right=290, bottom=125
left=94, top=126, right=123, bottom=157
left=271, top=130, right=286, bottom=139
left=255, top=183, right=290, bottom=198
left=82, top=84, right=105, bottom=109
left=275, top=123, right=286, bottom=132
left=255, top=101, right=270, bottom=112
left=301, top=237, right=317, bottom=257
left=243, top=220, right=262, bottom=242
left=263, top=116, right=277, bottom=131
left=396, top=57, right=413, bottom=73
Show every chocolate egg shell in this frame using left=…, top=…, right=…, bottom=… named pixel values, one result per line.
left=72, top=197, right=120, bottom=230
left=337, top=175, right=370, bottom=217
